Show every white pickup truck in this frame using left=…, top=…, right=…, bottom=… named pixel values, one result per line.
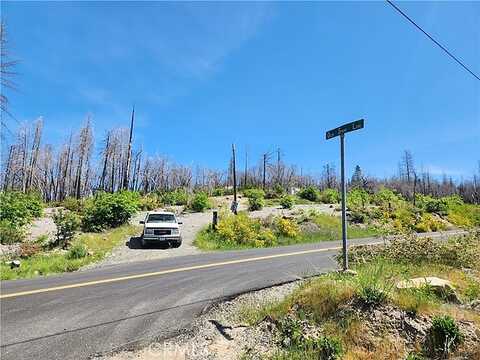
left=139, top=211, right=182, bottom=248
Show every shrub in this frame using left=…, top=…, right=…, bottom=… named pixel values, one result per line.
left=215, top=212, right=277, bottom=247
left=0, top=219, right=25, bottom=244
left=189, top=192, right=211, bottom=212
left=139, top=193, right=160, bottom=211
left=67, top=243, right=88, bottom=259
left=276, top=218, right=299, bottom=238
left=349, top=209, right=369, bottom=224
left=266, top=184, right=286, bottom=199
left=319, top=188, right=340, bottom=204
left=347, top=189, right=370, bottom=210
left=372, top=188, right=403, bottom=209
left=160, top=189, right=189, bottom=206
left=211, top=188, right=224, bottom=197
left=427, top=315, right=463, bottom=356
left=53, top=209, right=80, bottom=248
left=416, top=195, right=449, bottom=216
left=0, top=191, right=43, bottom=227
left=414, top=213, right=447, bottom=233
left=315, top=336, right=343, bottom=360
left=248, top=196, right=265, bottom=211
left=61, top=197, right=85, bottom=213
left=82, top=191, right=140, bottom=232
left=298, top=186, right=319, bottom=202
left=280, top=195, right=295, bottom=209
left=244, top=188, right=265, bottom=211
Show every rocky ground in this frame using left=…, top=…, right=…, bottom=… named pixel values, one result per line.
left=99, top=280, right=302, bottom=360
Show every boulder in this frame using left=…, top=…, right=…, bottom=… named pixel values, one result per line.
left=396, top=277, right=461, bottom=304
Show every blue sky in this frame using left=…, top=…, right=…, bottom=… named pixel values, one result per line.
left=2, top=1, right=479, bottom=179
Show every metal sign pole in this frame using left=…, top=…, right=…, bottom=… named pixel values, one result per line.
left=325, top=118, right=364, bottom=272
left=340, top=133, right=348, bottom=271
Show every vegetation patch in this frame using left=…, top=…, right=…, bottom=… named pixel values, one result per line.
left=244, top=188, right=266, bottom=211
left=195, top=210, right=377, bottom=250
left=1, top=224, right=140, bottom=280
left=81, top=191, right=140, bottom=232
left=237, top=235, right=480, bottom=359
left=0, top=191, right=43, bottom=244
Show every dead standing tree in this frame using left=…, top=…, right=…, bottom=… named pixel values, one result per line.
left=0, top=20, right=19, bottom=125
left=122, top=106, right=135, bottom=190
left=73, top=119, right=93, bottom=199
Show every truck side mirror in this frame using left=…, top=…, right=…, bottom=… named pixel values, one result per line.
left=139, top=220, right=145, bottom=224
left=177, top=221, right=183, bottom=225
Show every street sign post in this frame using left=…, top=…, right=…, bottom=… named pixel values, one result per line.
left=326, top=119, right=364, bottom=271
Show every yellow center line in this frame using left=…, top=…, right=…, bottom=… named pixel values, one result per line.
left=0, top=241, right=382, bottom=299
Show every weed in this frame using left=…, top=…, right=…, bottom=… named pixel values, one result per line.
left=426, top=315, right=464, bottom=356
left=53, top=209, right=81, bottom=248
left=67, top=243, right=88, bottom=259
left=280, top=195, right=295, bottom=209
left=356, top=262, right=394, bottom=306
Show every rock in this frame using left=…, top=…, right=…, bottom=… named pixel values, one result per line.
left=299, top=222, right=320, bottom=234
left=396, top=277, right=461, bottom=304
left=9, top=259, right=21, bottom=269
left=338, top=269, right=358, bottom=276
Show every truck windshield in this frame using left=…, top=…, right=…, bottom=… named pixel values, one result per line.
left=147, top=214, right=176, bottom=223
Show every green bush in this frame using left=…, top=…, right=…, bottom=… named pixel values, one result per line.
left=298, top=186, right=319, bottom=202
left=280, top=195, right=295, bottom=209
left=53, top=209, right=80, bottom=248
left=215, top=212, right=277, bottom=247
left=139, top=193, right=160, bottom=211
left=0, top=219, right=25, bottom=244
left=67, top=243, right=88, bottom=259
left=0, top=191, right=43, bottom=227
left=82, top=191, right=140, bottom=232
left=189, top=192, right=211, bottom=212
left=61, top=197, right=85, bottom=213
left=160, top=189, right=189, bottom=206
left=416, top=195, right=449, bottom=216
left=244, top=188, right=265, bottom=211
left=276, top=218, right=299, bottom=238
left=266, top=184, right=286, bottom=199
left=347, top=189, right=370, bottom=210
left=414, top=213, right=447, bottom=233
left=372, top=188, right=403, bottom=209
left=318, top=188, right=340, bottom=204
left=315, top=336, right=343, bottom=360
left=427, top=315, right=463, bottom=356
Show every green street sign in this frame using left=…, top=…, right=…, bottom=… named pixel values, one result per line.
left=326, top=119, right=364, bottom=140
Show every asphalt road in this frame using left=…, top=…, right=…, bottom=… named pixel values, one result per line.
left=0, top=230, right=463, bottom=360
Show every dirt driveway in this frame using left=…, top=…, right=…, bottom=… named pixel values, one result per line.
left=90, top=203, right=336, bottom=269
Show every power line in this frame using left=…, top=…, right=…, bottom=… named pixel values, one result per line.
left=386, top=0, right=480, bottom=81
